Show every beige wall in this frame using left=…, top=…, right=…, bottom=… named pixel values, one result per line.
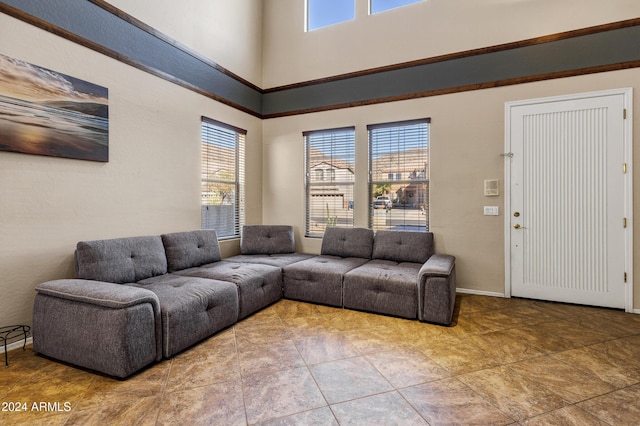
left=260, top=0, right=640, bottom=305
left=108, top=0, right=264, bottom=86
left=263, top=0, right=640, bottom=87
left=0, top=13, right=262, bottom=327
left=262, top=68, right=640, bottom=306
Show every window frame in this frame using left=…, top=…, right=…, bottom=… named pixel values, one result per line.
left=304, top=126, right=356, bottom=238
left=368, top=118, right=430, bottom=232
left=200, top=116, right=246, bottom=240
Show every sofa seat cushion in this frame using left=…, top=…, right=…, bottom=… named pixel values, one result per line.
left=282, top=255, right=369, bottom=307
left=343, top=260, right=420, bottom=319
left=136, top=274, right=238, bottom=357
left=223, top=253, right=314, bottom=268
left=75, top=236, right=167, bottom=283
left=173, top=263, right=282, bottom=320
left=161, top=230, right=222, bottom=272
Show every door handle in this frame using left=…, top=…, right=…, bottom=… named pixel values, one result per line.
left=514, top=224, right=526, bottom=229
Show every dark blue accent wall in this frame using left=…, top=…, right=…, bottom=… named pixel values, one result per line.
left=2, top=1, right=640, bottom=118
left=262, top=25, right=640, bottom=116
left=1, top=0, right=263, bottom=114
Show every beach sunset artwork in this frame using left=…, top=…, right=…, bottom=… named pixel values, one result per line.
left=0, top=53, right=108, bottom=162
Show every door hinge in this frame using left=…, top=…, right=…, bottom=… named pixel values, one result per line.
left=624, top=272, right=627, bottom=283
left=623, top=108, right=627, bottom=119
left=623, top=163, right=627, bottom=174
left=623, top=218, right=627, bottom=228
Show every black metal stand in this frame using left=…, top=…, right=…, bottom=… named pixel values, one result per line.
left=1, top=325, right=30, bottom=367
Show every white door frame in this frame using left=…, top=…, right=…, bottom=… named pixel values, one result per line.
left=504, top=88, right=634, bottom=312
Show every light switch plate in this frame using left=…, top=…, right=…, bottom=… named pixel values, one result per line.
left=484, top=206, right=499, bottom=216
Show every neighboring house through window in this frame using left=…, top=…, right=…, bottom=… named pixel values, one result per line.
left=369, top=119, right=429, bottom=231
left=304, top=127, right=355, bottom=237
left=201, top=117, right=245, bottom=239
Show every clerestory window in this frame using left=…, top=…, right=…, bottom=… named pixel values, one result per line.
left=370, top=0, right=422, bottom=14
left=306, top=0, right=355, bottom=31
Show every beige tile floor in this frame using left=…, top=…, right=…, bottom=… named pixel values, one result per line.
left=2, top=294, right=640, bottom=425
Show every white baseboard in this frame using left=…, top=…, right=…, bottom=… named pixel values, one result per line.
left=0, top=337, right=33, bottom=354
left=456, top=289, right=640, bottom=315
left=456, top=288, right=507, bottom=298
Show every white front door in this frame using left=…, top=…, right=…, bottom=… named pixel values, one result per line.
left=506, top=89, right=632, bottom=309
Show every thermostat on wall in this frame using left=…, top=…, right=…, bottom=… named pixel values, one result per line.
left=484, top=179, right=499, bottom=196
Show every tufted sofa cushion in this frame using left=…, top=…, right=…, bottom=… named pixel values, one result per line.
left=343, top=259, right=420, bottom=319
left=75, top=236, right=167, bottom=284
left=161, top=230, right=222, bottom=272
left=241, top=225, right=295, bottom=255
left=136, top=274, right=238, bottom=357
left=175, top=261, right=282, bottom=320
left=283, top=255, right=369, bottom=307
left=372, top=230, right=434, bottom=264
left=321, top=227, right=374, bottom=259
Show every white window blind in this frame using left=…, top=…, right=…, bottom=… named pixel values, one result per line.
left=201, top=117, right=245, bottom=239
left=304, top=127, right=355, bottom=237
left=368, top=119, right=429, bottom=232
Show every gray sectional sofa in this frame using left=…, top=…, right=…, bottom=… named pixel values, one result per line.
left=32, top=225, right=455, bottom=378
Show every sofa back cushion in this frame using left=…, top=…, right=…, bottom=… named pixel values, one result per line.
left=241, top=225, right=295, bottom=254
left=372, top=230, right=434, bottom=264
left=161, top=230, right=221, bottom=272
left=321, top=227, right=374, bottom=259
left=75, top=236, right=167, bottom=283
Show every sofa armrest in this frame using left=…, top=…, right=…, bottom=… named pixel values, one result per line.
left=418, top=254, right=455, bottom=277
left=418, top=254, right=456, bottom=325
left=36, top=279, right=160, bottom=310
left=33, top=279, right=163, bottom=376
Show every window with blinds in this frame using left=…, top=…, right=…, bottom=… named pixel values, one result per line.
left=368, top=119, right=429, bottom=232
left=201, top=117, right=245, bottom=239
left=304, top=127, right=355, bottom=237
